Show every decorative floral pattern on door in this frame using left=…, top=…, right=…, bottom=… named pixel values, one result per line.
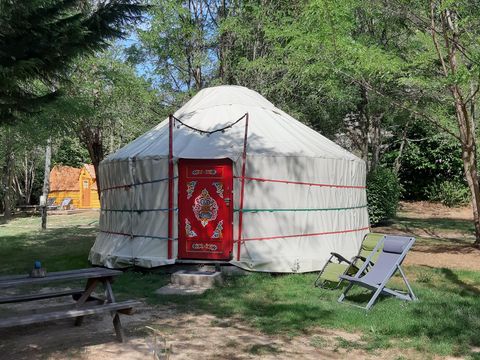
left=186, top=181, right=197, bottom=199
left=185, top=218, right=197, bottom=237
left=212, top=182, right=224, bottom=198
left=211, top=220, right=224, bottom=239
left=192, top=189, right=218, bottom=227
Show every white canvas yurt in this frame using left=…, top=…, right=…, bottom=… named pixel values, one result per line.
left=89, top=85, right=370, bottom=273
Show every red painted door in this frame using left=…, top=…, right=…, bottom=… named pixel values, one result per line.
left=178, top=159, right=233, bottom=260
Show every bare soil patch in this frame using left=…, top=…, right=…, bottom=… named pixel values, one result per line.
left=375, top=201, right=480, bottom=271
left=397, top=201, right=472, bottom=220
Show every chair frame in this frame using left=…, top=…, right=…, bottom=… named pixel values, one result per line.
left=314, top=234, right=381, bottom=289
left=337, top=236, right=417, bottom=310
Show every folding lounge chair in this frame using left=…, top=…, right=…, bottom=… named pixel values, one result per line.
left=314, top=233, right=385, bottom=289
left=337, top=235, right=417, bottom=310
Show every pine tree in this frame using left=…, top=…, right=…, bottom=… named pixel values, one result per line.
left=0, top=0, right=145, bottom=123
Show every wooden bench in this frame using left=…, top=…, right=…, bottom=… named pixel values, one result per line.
left=0, top=268, right=140, bottom=342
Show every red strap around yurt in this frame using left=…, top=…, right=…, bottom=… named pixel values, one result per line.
left=233, top=176, right=366, bottom=189
left=236, top=226, right=370, bottom=242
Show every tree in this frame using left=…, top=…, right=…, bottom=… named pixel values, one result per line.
left=427, top=0, right=480, bottom=246
left=129, top=0, right=222, bottom=106
left=54, top=51, right=158, bottom=193
left=0, top=0, right=145, bottom=124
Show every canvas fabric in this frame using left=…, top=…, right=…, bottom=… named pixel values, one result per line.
left=89, top=86, right=370, bottom=272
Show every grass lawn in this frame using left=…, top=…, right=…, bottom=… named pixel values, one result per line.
left=1, top=209, right=480, bottom=359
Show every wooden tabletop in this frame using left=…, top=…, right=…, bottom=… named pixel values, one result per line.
left=0, top=268, right=123, bottom=288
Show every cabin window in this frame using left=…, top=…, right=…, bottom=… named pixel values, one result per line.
left=83, top=180, right=89, bottom=189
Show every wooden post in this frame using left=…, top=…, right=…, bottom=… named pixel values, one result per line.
left=41, top=138, right=51, bottom=230
left=168, top=115, right=174, bottom=259
left=237, top=113, right=249, bottom=261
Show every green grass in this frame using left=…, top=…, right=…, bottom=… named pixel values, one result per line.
left=0, top=212, right=98, bottom=274
left=1, top=210, right=480, bottom=358
left=148, top=268, right=480, bottom=357
left=390, top=216, right=475, bottom=245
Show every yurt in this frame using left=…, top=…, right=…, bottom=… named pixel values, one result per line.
left=89, top=85, right=369, bottom=273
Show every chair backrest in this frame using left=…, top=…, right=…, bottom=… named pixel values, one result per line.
left=61, top=198, right=72, bottom=207
left=361, top=235, right=415, bottom=285
left=359, top=233, right=384, bottom=262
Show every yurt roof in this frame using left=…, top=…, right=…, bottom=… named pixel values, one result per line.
left=49, top=165, right=81, bottom=191
left=106, top=85, right=361, bottom=162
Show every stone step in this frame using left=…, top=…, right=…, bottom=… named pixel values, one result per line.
left=170, top=270, right=223, bottom=287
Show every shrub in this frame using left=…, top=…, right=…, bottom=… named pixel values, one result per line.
left=426, top=181, right=470, bottom=207
left=366, top=167, right=401, bottom=226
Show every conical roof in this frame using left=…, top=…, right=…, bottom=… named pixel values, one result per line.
left=106, top=85, right=360, bottom=162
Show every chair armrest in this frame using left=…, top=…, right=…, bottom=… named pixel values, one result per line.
left=330, top=252, right=352, bottom=264
left=352, top=256, right=374, bottom=267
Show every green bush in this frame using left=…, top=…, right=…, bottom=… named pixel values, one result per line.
left=366, top=167, right=401, bottom=226
left=426, top=181, right=470, bottom=207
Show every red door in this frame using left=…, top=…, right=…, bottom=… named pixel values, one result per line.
left=178, top=159, right=233, bottom=260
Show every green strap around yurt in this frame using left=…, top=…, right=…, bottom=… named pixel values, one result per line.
left=234, top=205, right=367, bottom=212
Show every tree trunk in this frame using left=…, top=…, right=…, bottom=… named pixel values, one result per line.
left=2, top=133, right=15, bottom=221
left=81, top=126, right=103, bottom=202
left=357, top=86, right=370, bottom=169
left=430, top=2, right=480, bottom=246
left=41, top=138, right=51, bottom=230
left=370, top=113, right=384, bottom=170
left=462, top=144, right=480, bottom=247
left=394, top=120, right=411, bottom=175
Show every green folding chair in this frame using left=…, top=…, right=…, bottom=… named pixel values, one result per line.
left=314, top=233, right=385, bottom=289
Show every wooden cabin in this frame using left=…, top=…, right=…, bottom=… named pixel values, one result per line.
left=48, top=164, right=100, bottom=209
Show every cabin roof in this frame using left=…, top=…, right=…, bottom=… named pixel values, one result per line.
left=49, top=165, right=82, bottom=191
left=50, top=164, right=98, bottom=191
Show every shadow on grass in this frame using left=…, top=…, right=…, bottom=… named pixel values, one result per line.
left=440, top=268, right=480, bottom=297
left=393, top=216, right=474, bottom=238
left=149, top=269, right=480, bottom=356
left=0, top=226, right=96, bottom=274
left=412, top=242, right=480, bottom=254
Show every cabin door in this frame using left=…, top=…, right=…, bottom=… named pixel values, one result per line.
left=81, top=178, right=90, bottom=207
left=178, top=159, right=233, bottom=260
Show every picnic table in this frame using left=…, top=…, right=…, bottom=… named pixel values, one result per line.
left=0, top=268, right=140, bottom=342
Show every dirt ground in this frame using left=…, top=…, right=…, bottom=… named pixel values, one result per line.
left=378, top=201, right=480, bottom=271
left=0, top=302, right=458, bottom=360
left=0, top=201, right=476, bottom=360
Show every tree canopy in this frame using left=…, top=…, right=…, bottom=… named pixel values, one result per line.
left=0, top=0, right=145, bottom=123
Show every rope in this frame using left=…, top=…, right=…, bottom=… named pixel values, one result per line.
left=172, top=113, right=248, bottom=135
left=100, top=208, right=177, bottom=213
left=100, top=176, right=178, bottom=192
left=234, top=176, right=366, bottom=189
left=99, top=230, right=176, bottom=240
left=235, top=226, right=370, bottom=242
left=234, top=205, right=367, bottom=213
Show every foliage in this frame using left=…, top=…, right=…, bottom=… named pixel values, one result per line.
left=366, top=167, right=401, bottom=225
left=427, top=181, right=471, bottom=208
left=41, top=49, right=159, bottom=191
left=52, top=137, right=90, bottom=168
left=0, top=0, right=145, bottom=123
left=130, top=0, right=221, bottom=107
left=383, top=121, right=465, bottom=200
